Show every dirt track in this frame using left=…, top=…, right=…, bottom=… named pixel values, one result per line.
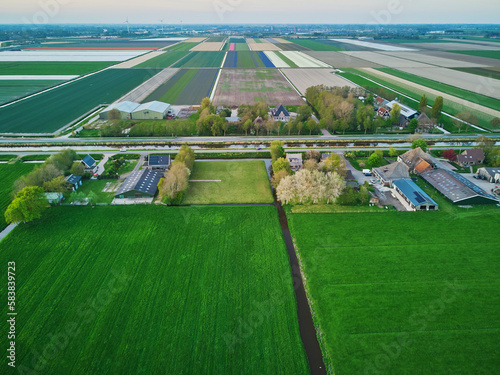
left=115, top=68, right=179, bottom=103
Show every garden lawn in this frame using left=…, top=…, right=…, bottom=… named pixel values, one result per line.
left=182, top=160, right=273, bottom=204
left=65, top=179, right=115, bottom=204
left=0, top=68, right=161, bottom=133
left=0, top=163, right=36, bottom=230
left=0, top=61, right=116, bottom=75
left=0, top=205, right=309, bottom=375
left=289, top=208, right=500, bottom=375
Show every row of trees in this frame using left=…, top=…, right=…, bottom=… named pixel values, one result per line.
left=13, top=149, right=82, bottom=195
left=158, top=145, right=195, bottom=204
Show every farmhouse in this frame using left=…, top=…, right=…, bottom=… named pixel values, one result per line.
left=65, top=174, right=82, bottom=191
left=100, top=101, right=140, bottom=121
left=115, top=169, right=163, bottom=199
left=393, top=179, right=438, bottom=211
left=145, top=155, right=171, bottom=171
left=416, top=113, right=434, bottom=132
left=271, top=104, right=290, bottom=122
left=286, top=153, right=303, bottom=172
left=420, top=168, right=499, bottom=205
left=456, top=149, right=485, bottom=167
left=131, top=101, right=171, bottom=120
left=398, top=148, right=436, bottom=173
left=376, top=107, right=390, bottom=120
left=477, top=167, right=500, bottom=183
left=81, top=155, right=97, bottom=174
left=372, top=162, right=409, bottom=187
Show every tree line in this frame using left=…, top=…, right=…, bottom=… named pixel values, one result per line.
left=158, top=145, right=195, bottom=205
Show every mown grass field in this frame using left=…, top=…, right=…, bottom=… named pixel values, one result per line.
left=146, top=68, right=218, bottom=105
left=0, top=205, right=309, bottom=374
left=289, top=207, right=500, bottom=375
left=182, top=160, right=274, bottom=204
left=0, top=68, right=161, bottom=133
left=449, top=50, right=500, bottom=60
left=0, top=163, right=36, bottom=230
left=0, top=61, right=116, bottom=75
left=288, top=39, right=343, bottom=51
left=135, top=51, right=190, bottom=68
left=173, top=51, right=225, bottom=68
left=0, top=79, right=62, bottom=104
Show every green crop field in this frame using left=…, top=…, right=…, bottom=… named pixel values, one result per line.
left=0, top=79, right=63, bottom=104
left=379, top=68, right=500, bottom=112
left=145, top=68, right=218, bottom=105
left=182, top=160, right=274, bottom=204
left=173, top=51, right=225, bottom=68
left=0, top=205, right=309, bottom=374
left=288, top=39, right=343, bottom=51
left=0, top=68, right=161, bottom=134
left=0, top=163, right=36, bottom=230
left=0, top=61, right=117, bottom=75
left=135, top=51, right=190, bottom=68
left=289, top=207, right=500, bottom=375
left=164, top=42, right=200, bottom=51
left=449, top=50, right=500, bottom=60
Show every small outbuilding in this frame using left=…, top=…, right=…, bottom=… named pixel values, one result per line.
left=65, top=174, right=82, bottom=191
left=131, top=101, right=171, bottom=120
left=45, top=192, right=63, bottom=205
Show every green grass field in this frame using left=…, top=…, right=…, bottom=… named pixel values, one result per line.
left=289, top=207, right=500, bottom=374
left=288, top=39, right=343, bottom=51
left=65, top=179, right=115, bottom=204
left=173, top=51, right=225, bottom=68
left=0, top=79, right=63, bottom=104
left=0, top=205, right=309, bottom=374
left=135, top=51, right=190, bottom=68
left=0, top=68, right=161, bottom=133
left=164, top=42, right=200, bottom=51
left=182, top=160, right=274, bottom=204
left=449, top=50, right=500, bottom=60
left=0, top=61, right=117, bottom=75
left=0, top=163, right=36, bottom=230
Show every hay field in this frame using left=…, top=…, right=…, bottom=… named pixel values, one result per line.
left=305, top=51, right=383, bottom=68
left=213, top=69, right=303, bottom=106
left=282, top=69, right=356, bottom=95
left=190, top=42, right=225, bottom=51
left=379, top=51, right=488, bottom=68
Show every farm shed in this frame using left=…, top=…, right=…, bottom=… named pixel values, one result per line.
left=372, top=162, right=409, bottom=187
left=420, top=168, right=499, bottom=205
left=100, top=101, right=140, bottom=120
left=477, top=167, right=500, bottom=183
left=398, top=148, right=436, bottom=173
left=65, top=174, right=82, bottom=191
left=456, top=149, right=485, bottom=167
left=393, top=179, right=438, bottom=211
left=81, top=155, right=97, bottom=174
left=145, top=155, right=171, bottom=171
left=132, top=101, right=171, bottom=120
left=386, top=101, right=419, bottom=120
left=115, top=169, right=163, bottom=199
left=286, top=153, right=303, bottom=172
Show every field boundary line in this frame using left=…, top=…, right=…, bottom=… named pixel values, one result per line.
left=209, top=68, right=223, bottom=102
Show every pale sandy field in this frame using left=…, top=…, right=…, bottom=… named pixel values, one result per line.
left=248, top=43, right=281, bottom=51
left=282, top=68, right=356, bottom=95
left=379, top=51, right=488, bottom=68
left=190, top=42, right=225, bottom=51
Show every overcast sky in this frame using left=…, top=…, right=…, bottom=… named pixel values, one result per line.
left=1, top=0, right=500, bottom=25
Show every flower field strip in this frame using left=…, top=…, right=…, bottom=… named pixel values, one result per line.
left=0, top=206, right=309, bottom=374
left=163, top=42, right=201, bottom=51
left=0, top=163, right=36, bottom=230
left=0, top=68, right=162, bottom=134
left=272, top=41, right=311, bottom=51
left=264, top=52, right=290, bottom=68
left=274, top=52, right=299, bottom=67
left=0, top=79, right=64, bottom=105
left=280, top=51, right=331, bottom=68
left=134, top=51, right=191, bottom=68
left=288, top=39, right=344, bottom=51
left=229, top=43, right=236, bottom=51
left=0, top=50, right=149, bottom=62
left=173, top=51, right=226, bottom=68
left=223, top=52, right=274, bottom=68
left=0, top=61, right=117, bottom=75
left=258, top=52, right=275, bottom=67
left=289, top=210, right=500, bottom=375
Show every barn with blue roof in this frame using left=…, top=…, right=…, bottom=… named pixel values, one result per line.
left=393, top=179, right=438, bottom=211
